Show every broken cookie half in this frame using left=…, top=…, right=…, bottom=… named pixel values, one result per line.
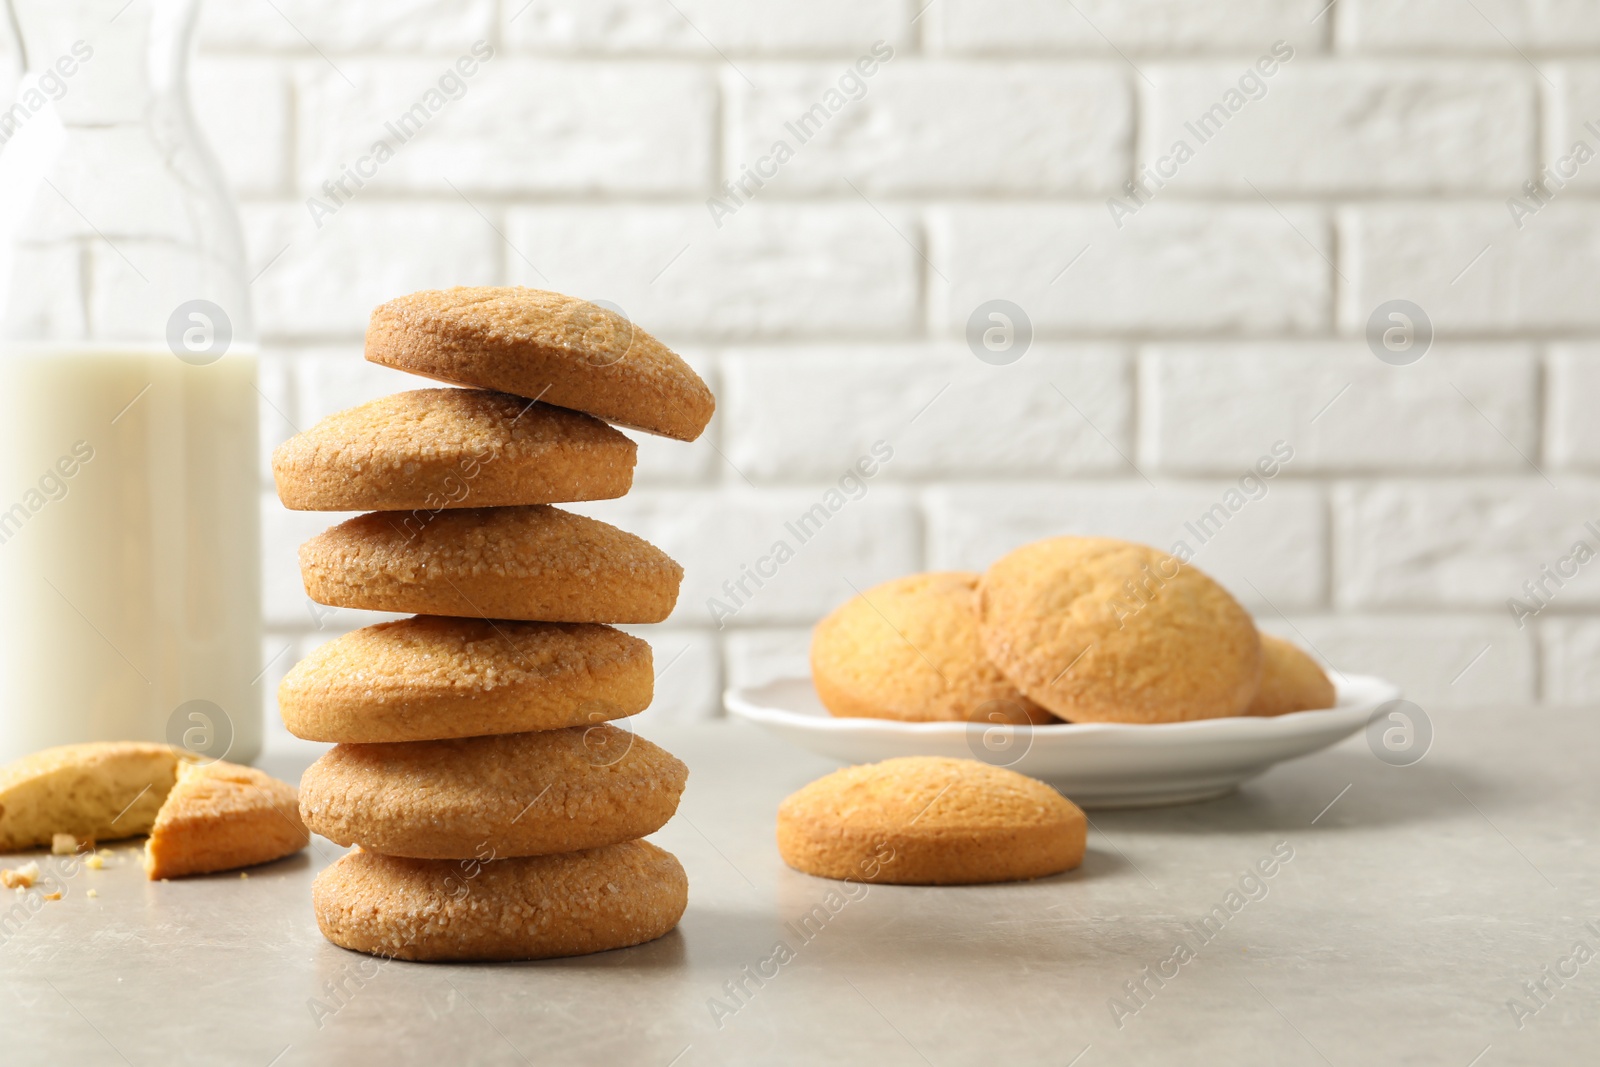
left=0, top=741, right=307, bottom=879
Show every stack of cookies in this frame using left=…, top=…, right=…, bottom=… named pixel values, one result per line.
left=271, top=287, right=713, bottom=962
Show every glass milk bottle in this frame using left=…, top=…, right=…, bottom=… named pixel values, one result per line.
left=0, top=0, right=261, bottom=764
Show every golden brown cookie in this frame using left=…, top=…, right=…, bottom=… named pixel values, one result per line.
left=0, top=742, right=196, bottom=852
left=810, top=572, right=1055, bottom=725
left=312, top=841, right=687, bottom=962
left=777, top=756, right=1085, bottom=885
left=272, top=389, right=636, bottom=512
left=977, top=538, right=1261, bottom=723
left=299, top=505, right=682, bottom=623
left=298, top=725, right=687, bottom=859
left=365, top=287, right=714, bottom=442
left=1247, top=634, right=1337, bottom=716
left=279, top=617, right=652, bottom=743
left=143, top=760, right=308, bottom=879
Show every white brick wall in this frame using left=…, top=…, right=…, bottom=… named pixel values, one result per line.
left=179, top=0, right=1593, bottom=735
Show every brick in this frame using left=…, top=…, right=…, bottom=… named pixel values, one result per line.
left=256, top=352, right=297, bottom=488
left=617, top=628, right=723, bottom=724
left=507, top=205, right=919, bottom=341
left=631, top=351, right=720, bottom=486
left=504, top=0, right=908, bottom=54
left=287, top=345, right=415, bottom=424
left=937, top=204, right=1330, bottom=335
left=723, top=628, right=813, bottom=689
left=1141, top=61, right=1533, bottom=193
left=1275, top=615, right=1535, bottom=709
left=729, top=62, right=1129, bottom=194
left=570, top=489, right=922, bottom=627
left=1341, top=203, right=1600, bottom=333
left=1548, top=345, right=1600, bottom=468
left=924, top=482, right=1326, bottom=609
left=930, top=0, right=1316, bottom=54
left=1337, top=1, right=1600, bottom=49
left=243, top=202, right=498, bottom=339
left=1539, top=618, right=1600, bottom=704
left=296, top=59, right=715, bottom=195
left=722, top=345, right=1131, bottom=482
left=199, top=0, right=495, bottom=51
left=1333, top=481, right=1600, bottom=608
left=193, top=59, right=290, bottom=196
left=1546, top=64, right=1600, bottom=191
left=1139, top=343, right=1538, bottom=473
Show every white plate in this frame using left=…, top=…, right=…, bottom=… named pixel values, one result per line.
left=724, top=674, right=1402, bottom=808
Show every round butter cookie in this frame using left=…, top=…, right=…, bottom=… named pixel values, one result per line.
left=298, top=724, right=687, bottom=859
left=365, top=287, right=714, bottom=442
left=977, top=537, right=1261, bottom=723
left=1247, top=634, right=1336, bottom=716
left=272, top=389, right=636, bottom=512
left=777, top=756, right=1085, bottom=885
left=299, top=505, right=682, bottom=623
left=279, top=617, right=652, bottom=743
left=810, top=572, right=1053, bottom=725
left=313, top=841, right=687, bottom=961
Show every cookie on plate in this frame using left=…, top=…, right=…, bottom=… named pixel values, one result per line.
left=777, top=756, right=1085, bottom=885
left=365, top=287, right=714, bottom=442
left=1247, top=634, right=1337, bottom=716
left=279, top=617, right=652, bottom=743
left=0, top=742, right=195, bottom=852
left=299, top=505, right=682, bottom=623
left=298, top=725, right=687, bottom=859
left=313, top=841, right=687, bottom=961
left=977, top=537, right=1261, bottom=724
left=811, top=572, right=1054, bottom=725
left=272, top=389, right=636, bottom=512
left=143, top=760, right=308, bottom=879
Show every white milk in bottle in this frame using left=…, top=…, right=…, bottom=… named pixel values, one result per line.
left=0, top=0, right=262, bottom=763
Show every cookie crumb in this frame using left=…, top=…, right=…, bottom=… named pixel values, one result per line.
left=240, top=872, right=249, bottom=880
left=1, top=861, right=40, bottom=889
left=52, top=833, right=78, bottom=855
left=87, top=889, right=99, bottom=899
left=43, top=891, right=61, bottom=902
left=85, top=855, right=104, bottom=870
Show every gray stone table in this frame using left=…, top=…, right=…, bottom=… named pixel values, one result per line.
left=2, top=706, right=1596, bottom=1066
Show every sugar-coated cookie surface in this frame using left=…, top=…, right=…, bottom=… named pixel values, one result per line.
left=365, top=287, right=714, bottom=442
left=777, top=756, right=1086, bottom=885
left=0, top=742, right=194, bottom=852
left=279, top=616, right=652, bottom=743
left=272, top=389, right=636, bottom=512
left=143, top=760, right=308, bottom=880
left=313, top=841, right=687, bottom=962
left=298, top=725, right=687, bottom=859
left=299, top=505, right=683, bottom=623
left=977, top=537, right=1261, bottom=723
left=810, top=572, right=1054, bottom=725
left=1247, top=634, right=1336, bottom=716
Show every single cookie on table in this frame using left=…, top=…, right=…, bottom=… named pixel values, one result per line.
left=977, top=537, right=1261, bottom=724
left=279, top=617, right=652, bottom=743
left=143, top=760, right=308, bottom=880
left=365, top=287, right=714, bottom=442
left=777, top=756, right=1086, bottom=885
left=313, top=841, right=687, bottom=962
left=1247, top=634, right=1337, bottom=716
left=810, top=571, right=1055, bottom=725
left=0, top=742, right=196, bottom=852
left=299, top=505, right=682, bottom=623
left=298, top=724, right=687, bottom=860
left=272, top=389, right=636, bottom=512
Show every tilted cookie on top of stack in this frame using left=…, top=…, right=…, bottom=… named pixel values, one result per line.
left=272, top=287, right=712, bottom=962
